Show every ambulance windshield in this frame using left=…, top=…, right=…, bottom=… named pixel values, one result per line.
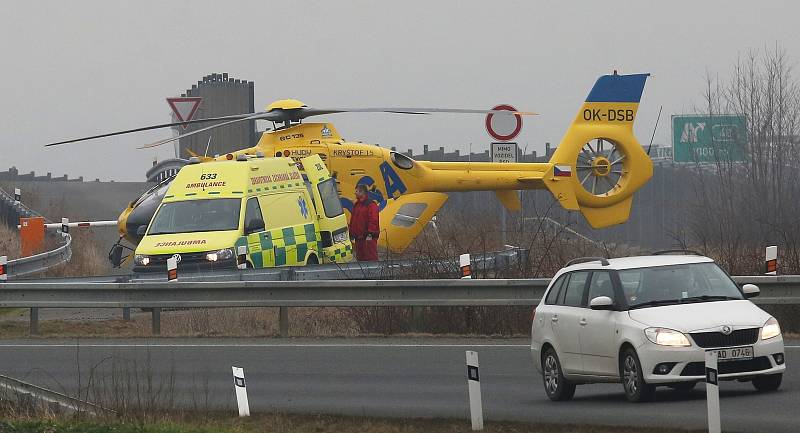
left=149, top=198, right=242, bottom=235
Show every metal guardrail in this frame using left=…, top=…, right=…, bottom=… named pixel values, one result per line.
left=0, top=187, right=73, bottom=278
left=0, top=278, right=549, bottom=308
left=0, top=275, right=798, bottom=337
left=5, top=234, right=72, bottom=278
left=1, top=276, right=795, bottom=309
left=0, top=186, right=45, bottom=221
left=0, top=374, right=114, bottom=416
left=120, top=247, right=528, bottom=282
left=732, top=275, right=800, bottom=304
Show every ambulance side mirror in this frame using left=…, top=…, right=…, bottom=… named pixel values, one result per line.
left=245, top=218, right=264, bottom=235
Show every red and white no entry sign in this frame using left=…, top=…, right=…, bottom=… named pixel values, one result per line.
left=485, top=104, right=522, bottom=142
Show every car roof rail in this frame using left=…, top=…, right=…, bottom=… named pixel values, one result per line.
left=651, top=249, right=705, bottom=256
left=565, top=256, right=610, bottom=267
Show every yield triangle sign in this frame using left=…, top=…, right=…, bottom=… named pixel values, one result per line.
left=166, top=97, right=203, bottom=130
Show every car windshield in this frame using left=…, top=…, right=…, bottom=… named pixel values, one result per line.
left=148, top=198, right=241, bottom=235
left=619, top=262, right=744, bottom=309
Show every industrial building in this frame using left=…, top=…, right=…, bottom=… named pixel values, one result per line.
left=172, top=73, right=256, bottom=160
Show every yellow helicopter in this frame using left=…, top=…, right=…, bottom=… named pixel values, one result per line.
left=47, top=72, right=653, bottom=255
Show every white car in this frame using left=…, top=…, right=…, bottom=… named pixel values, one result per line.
left=530, top=252, right=786, bottom=402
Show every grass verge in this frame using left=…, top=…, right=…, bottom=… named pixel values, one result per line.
left=0, top=307, right=534, bottom=338
left=1, top=310, right=798, bottom=339
left=0, top=412, right=716, bottom=433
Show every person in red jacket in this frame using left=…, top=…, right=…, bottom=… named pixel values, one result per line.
left=349, top=184, right=380, bottom=261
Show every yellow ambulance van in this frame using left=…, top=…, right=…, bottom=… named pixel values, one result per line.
left=132, top=154, right=353, bottom=272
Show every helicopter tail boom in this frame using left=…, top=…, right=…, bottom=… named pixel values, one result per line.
left=408, top=73, right=652, bottom=229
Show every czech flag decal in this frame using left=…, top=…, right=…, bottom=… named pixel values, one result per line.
left=554, top=165, right=572, bottom=177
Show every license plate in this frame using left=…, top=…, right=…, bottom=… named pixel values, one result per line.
left=715, top=346, right=754, bottom=362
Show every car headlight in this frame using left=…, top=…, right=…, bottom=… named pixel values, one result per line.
left=333, top=231, right=348, bottom=244
left=134, top=254, right=151, bottom=266
left=206, top=248, right=234, bottom=262
left=762, top=317, right=781, bottom=340
left=644, top=328, right=691, bottom=347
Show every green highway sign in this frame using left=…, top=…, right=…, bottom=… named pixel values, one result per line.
left=672, top=115, right=747, bottom=163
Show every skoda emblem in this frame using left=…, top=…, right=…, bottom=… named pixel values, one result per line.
left=172, top=254, right=182, bottom=264
left=721, top=325, right=732, bottom=335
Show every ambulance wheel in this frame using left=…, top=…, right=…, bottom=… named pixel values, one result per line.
left=306, top=255, right=319, bottom=265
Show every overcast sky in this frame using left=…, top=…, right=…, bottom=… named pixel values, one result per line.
left=1, top=1, right=797, bottom=181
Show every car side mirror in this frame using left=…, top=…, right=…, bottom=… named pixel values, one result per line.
left=245, top=218, right=264, bottom=235
left=590, top=296, right=614, bottom=310
left=136, top=225, right=147, bottom=236
left=742, top=284, right=760, bottom=298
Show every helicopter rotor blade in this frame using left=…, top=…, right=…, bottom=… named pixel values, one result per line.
left=44, top=113, right=261, bottom=147
left=138, top=111, right=273, bottom=149
left=300, top=107, right=538, bottom=117
left=46, top=104, right=537, bottom=150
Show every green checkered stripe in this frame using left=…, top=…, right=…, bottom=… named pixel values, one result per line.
left=236, top=223, right=319, bottom=267
left=324, top=242, right=353, bottom=263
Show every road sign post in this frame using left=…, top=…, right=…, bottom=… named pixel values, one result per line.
left=705, top=350, right=721, bottom=433
left=486, top=105, right=522, bottom=247
left=237, top=245, right=248, bottom=270
left=766, top=246, right=777, bottom=275
left=167, top=256, right=178, bottom=282
left=231, top=366, right=250, bottom=417
left=466, top=350, right=483, bottom=430
left=60, top=218, right=69, bottom=238
left=460, top=253, right=472, bottom=279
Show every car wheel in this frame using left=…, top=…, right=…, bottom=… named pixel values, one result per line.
left=752, top=374, right=782, bottom=392
left=668, top=382, right=696, bottom=392
left=542, top=347, right=576, bottom=401
left=620, top=349, right=655, bottom=402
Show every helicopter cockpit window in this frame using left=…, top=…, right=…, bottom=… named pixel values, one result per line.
left=390, top=152, right=415, bottom=170
left=148, top=198, right=241, bottom=235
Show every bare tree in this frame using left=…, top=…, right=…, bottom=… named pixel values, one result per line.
left=690, top=46, right=800, bottom=273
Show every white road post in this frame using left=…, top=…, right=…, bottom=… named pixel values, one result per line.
left=167, top=256, right=178, bottom=282
left=466, top=350, right=483, bottom=430
left=60, top=218, right=69, bottom=237
left=231, top=366, right=250, bottom=417
left=13, top=188, right=20, bottom=203
left=705, top=350, right=721, bottom=433
left=236, top=245, right=248, bottom=270
left=460, top=253, right=472, bottom=279
left=766, top=245, right=777, bottom=275
left=0, top=256, right=7, bottom=281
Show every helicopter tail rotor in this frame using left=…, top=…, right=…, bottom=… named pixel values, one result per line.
left=542, top=72, right=653, bottom=228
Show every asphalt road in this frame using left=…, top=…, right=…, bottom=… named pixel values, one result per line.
left=0, top=338, right=796, bottom=432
